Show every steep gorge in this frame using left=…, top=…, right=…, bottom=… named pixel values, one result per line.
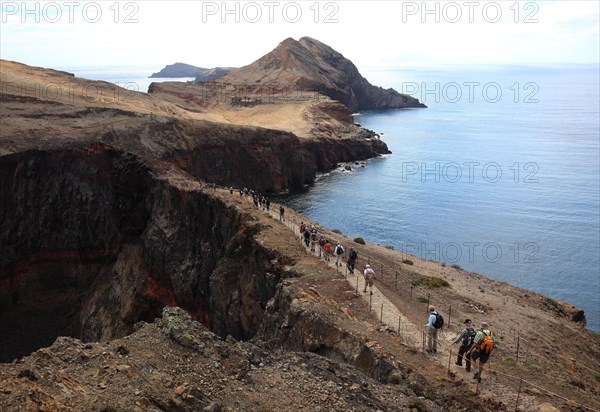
left=0, top=146, right=287, bottom=361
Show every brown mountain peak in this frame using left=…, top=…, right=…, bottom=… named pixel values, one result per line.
left=220, top=37, right=425, bottom=112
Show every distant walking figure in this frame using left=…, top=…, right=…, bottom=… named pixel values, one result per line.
left=347, top=248, right=358, bottom=274
left=363, top=264, right=376, bottom=294
left=334, top=244, right=344, bottom=267
left=303, top=229, right=311, bottom=247
left=279, top=206, right=285, bottom=221
left=424, top=305, right=443, bottom=353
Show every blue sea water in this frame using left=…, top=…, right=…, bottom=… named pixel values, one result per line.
left=62, top=66, right=195, bottom=93
left=282, top=65, right=600, bottom=333
left=70, top=65, right=600, bottom=333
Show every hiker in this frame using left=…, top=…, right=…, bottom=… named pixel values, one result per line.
left=299, top=222, right=306, bottom=235
left=303, top=228, right=311, bottom=247
left=318, top=236, right=326, bottom=257
left=334, top=243, right=344, bottom=267
left=310, top=229, right=318, bottom=252
left=466, top=321, right=494, bottom=383
left=424, top=305, right=443, bottom=353
left=452, top=319, right=476, bottom=372
left=325, top=240, right=332, bottom=261
left=279, top=206, right=285, bottom=221
left=363, top=264, right=376, bottom=294
left=266, top=198, right=270, bottom=211
left=347, top=248, right=358, bottom=274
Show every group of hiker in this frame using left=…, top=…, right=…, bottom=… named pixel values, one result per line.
left=425, top=306, right=495, bottom=383
left=239, top=187, right=271, bottom=212
left=279, top=203, right=496, bottom=384
left=297, top=224, right=375, bottom=296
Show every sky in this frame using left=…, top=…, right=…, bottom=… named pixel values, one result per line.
left=1, top=0, right=599, bottom=71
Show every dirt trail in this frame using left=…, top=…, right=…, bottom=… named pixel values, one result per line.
left=259, top=202, right=565, bottom=412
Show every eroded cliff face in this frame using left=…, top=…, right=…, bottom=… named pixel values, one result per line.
left=0, top=146, right=287, bottom=361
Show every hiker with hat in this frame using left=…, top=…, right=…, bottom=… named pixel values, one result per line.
left=363, top=264, right=376, bottom=294
left=466, top=321, right=495, bottom=383
left=452, top=319, right=476, bottom=372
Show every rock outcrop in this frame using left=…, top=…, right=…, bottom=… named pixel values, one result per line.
left=218, top=37, right=426, bottom=112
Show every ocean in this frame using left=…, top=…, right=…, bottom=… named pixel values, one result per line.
left=62, top=66, right=196, bottom=93
left=66, top=65, right=600, bottom=333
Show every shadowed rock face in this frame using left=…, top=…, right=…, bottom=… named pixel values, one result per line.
left=219, top=37, right=426, bottom=112
left=0, top=147, right=283, bottom=361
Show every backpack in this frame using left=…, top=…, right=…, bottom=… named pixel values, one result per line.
left=462, top=327, right=476, bottom=347
left=335, top=245, right=344, bottom=255
left=432, top=312, right=444, bottom=329
left=349, top=250, right=357, bottom=260
left=479, top=331, right=494, bottom=354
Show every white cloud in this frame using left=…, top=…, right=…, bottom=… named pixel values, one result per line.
left=1, top=0, right=598, bottom=69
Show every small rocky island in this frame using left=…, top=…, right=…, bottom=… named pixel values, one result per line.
left=150, top=62, right=235, bottom=82
left=149, top=62, right=206, bottom=78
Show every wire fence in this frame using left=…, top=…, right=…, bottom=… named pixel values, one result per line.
left=230, top=193, right=599, bottom=412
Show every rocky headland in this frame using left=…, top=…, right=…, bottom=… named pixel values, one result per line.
left=1, top=38, right=598, bottom=412
left=150, top=63, right=207, bottom=78
left=150, top=63, right=235, bottom=82
left=214, top=37, right=426, bottom=112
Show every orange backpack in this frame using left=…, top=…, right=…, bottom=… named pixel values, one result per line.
left=479, top=331, right=494, bottom=355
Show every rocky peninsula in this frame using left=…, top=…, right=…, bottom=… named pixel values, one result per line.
left=0, top=38, right=598, bottom=412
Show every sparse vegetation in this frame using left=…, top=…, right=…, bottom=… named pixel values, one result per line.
left=502, top=357, right=515, bottom=366
left=332, top=229, right=342, bottom=234
left=441, top=262, right=446, bottom=267
left=116, top=345, right=129, bottom=356
left=595, top=375, right=600, bottom=383
left=417, top=296, right=429, bottom=304
left=402, top=259, right=414, bottom=265
left=408, top=398, right=428, bottom=412
left=354, top=237, right=365, bottom=245
left=451, top=264, right=463, bottom=270
left=384, top=245, right=395, bottom=250
left=568, top=379, right=586, bottom=390
left=411, top=276, right=450, bottom=289
left=434, top=375, right=445, bottom=382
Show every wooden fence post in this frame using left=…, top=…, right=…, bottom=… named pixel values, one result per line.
left=515, top=378, right=523, bottom=411
left=398, top=316, right=401, bottom=338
